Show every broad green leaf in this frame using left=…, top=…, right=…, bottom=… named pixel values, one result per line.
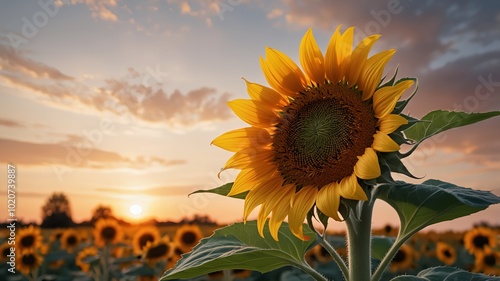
left=402, top=110, right=500, bottom=158
left=372, top=236, right=395, bottom=260
left=161, top=221, right=316, bottom=280
left=377, top=180, right=500, bottom=238
left=390, top=266, right=497, bottom=280
left=379, top=152, right=420, bottom=179
left=189, top=182, right=247, bottom=199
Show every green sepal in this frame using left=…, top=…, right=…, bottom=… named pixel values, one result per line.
left=189, top=182, right=247, bottom=199
left=393, top=77, right=418, bottom=114
left=379, top=65, right=399, bottom=88
left=379, top=152, right=420, bottom=179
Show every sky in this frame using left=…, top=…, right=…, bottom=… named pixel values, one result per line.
left=0, top=0, right=499, bottom=231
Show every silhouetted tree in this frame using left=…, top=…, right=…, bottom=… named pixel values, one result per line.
left=91, top=205, right=114, bottom=223
left=41, top=192, right=74, bottom=228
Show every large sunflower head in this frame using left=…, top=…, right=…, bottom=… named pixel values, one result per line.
left=93, top=218, right=123, bottom=247
left=213, top=26, right=414, bottom=240
left=132, top=226, right=161, bottom=255
left=173, top=224, right=204, bottom=253
left=16, top=225, right=43, bottom=251
left=60, top=228, right=81, bottom=253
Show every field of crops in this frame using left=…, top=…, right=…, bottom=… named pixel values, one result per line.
left=1, top=221, right=498, bottom=281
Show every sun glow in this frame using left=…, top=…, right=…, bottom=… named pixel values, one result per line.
left=129, top=204, right=143, bottom=216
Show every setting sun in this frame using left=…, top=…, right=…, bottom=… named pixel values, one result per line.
left=129, top=204, right=143, bottom=216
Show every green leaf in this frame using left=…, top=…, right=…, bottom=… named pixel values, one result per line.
left=402, top=110, right=500, bottom=157
left=377, top=179, right=500, bottom=238
left=372, top=236, right=395, bottom=260
left=189, top=182, right=247, bottom=199
left=390, top=266, right=497, bottom=280
left=379, top=152, right=420, bottom=179
left=161, top=221, right=316, bottom=280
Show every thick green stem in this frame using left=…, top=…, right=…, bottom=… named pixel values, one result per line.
left=346, top=201, right=373, bottom=281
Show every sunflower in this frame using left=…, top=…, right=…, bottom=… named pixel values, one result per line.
left=313, top=244, right=332, bottom=263
left=76, top=246, right=98, bottom=273
left=390, top=244, right=415, bottom=273
left=174, top=224, right=204, bottom=253
left=474, top=248, right=500, bottom=275
left=436, top=241, right=457, bottom=266
left=232, top=269, right=252, bottom=279
left=16, top=225, right=42, bottom=251
left=142, top=237, right=173, bottom=265
left=464, top=226, right=497, bottom=255
left=93, top=218, right=123, bottom=247
left=60, top=228, right=81, bottom=253
left=0, top=242, right=11, bottom=263
left=212, top=26, right=414, bottom=240
left=132, top=226, right=161, bottom=255
left=17, top=249, right=43, bottom=275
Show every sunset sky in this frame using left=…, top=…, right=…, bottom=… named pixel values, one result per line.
left=0, top=0, right=499, bottom=231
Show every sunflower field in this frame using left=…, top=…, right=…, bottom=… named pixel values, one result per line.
left=1, top=221, right=499, bottom=281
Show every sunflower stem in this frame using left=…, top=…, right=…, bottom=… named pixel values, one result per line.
left=316, top=233, right=349, bottom=280
left=296, top=261, right=329, bottom=281
left=346, top=200, right=373, bottom=281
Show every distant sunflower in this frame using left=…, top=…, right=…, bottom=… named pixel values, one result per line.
left=132, top=226, right=161, bottom=255
left=174, top=224, right=203, bottom=253
left=16, top=225, right=42, bottom=252
left=93, top=218, right=123, bottom=247
left=313, top=244, right=332, bottom=263
left=464, top=227, right=497, bottom=255
left=232, top=269, right=252, bottom=279
left=0, top=242, right=11, bottom=262
left=49, top=228, right=64, bottom=243
left=436, top=241, right=457, bottom=266
left=17, top=249, right=43, bottom=275
left=474, top=248, right=500, bottom=275
left=60, top=228, right=81, bottom=253
left=142, top=237, right=173, bottom=265
left=213, top=26, right=414, bottom=240
left=76, top=247, right=98, bottom=273
left=390, top=244, right=415, bottom=272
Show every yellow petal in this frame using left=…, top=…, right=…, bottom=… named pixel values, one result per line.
left=373, top=80, right=414, bottom=119
left=260, top=47, right=306, bottom=97
left=229, top=164, right=278, bottom=196
left=222, top=148, right=273, bottom=171
left=243, top=183, right=273, bottom=222
left=338, top=173, right=367, bottom=201
left=299, top=28, right=325, bottom=85
left=345, top=34, right=380, bottom=86
left=212, top=127, right=271, bottom=152
left=372, top=131, right=400, bottom=152
left=257, top=183, right=288, bottom=238
left=269, top=184, right=295, bottom=240
left=289, top=186, right=317, bottom=240
left=377, top=114, right=408, bottom=134
left=228, top=99, right=278, bottom=128
left=358, top=49, right=396, bottom=101
left=316, top=182, right=342, bottom=221
left=325, top=26, right=354, bottom=83
left=243, top=79, right=288, bottom=108
left=354, top=147, right=381, bottom=180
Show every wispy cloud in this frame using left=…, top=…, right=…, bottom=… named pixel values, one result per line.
left=55, top=0, right=118, bottom=22
left=0, top=43, right=233, bottom=129
left=0, top=138, right=186, bottom=169
left=0, top=118, right=25, bottom=128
